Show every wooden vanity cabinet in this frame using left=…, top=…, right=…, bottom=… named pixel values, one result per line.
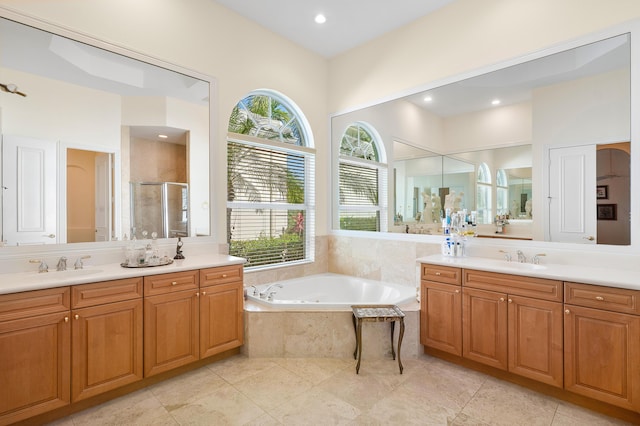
left=463, top=269, right=564, bottom=387
left=0, top=287, right=71, bottom=425
left=420, top=264, right=462, bottom=356
left=199, top=265, right=244, bottom=358
left=564, top=282, right=640, bottom=411
left=70, top=278, right=143, bottom=401
left=143, top=270, right=200, bottom=377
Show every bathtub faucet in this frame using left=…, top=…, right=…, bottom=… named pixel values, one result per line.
left=260, top=283, right=283, bottom=299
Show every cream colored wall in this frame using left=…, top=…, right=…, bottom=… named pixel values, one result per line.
left=0, top=0, right=329, bottom=241
left=328, top=0, right=640, bottom=112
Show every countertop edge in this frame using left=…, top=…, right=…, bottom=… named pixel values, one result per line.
left=417, top=254, right=640, bottom=291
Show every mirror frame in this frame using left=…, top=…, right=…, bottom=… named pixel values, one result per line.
left=330, top=19, right=640, bottom=255
left=0, top=8, right=218, bottom=252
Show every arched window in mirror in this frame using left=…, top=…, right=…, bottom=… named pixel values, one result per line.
left=338, top=122, right=387, bottom=231
left=476, top=163, right=492, bottom=224
left=227, top=90, right=315, bottom=269
left=496, top=169, right=509, bottom=217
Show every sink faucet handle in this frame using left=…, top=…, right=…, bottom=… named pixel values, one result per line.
left=74, top=255, right=91, bottom=269
left=29, top=259, right=49, bottom=273
left=531, top=253, right=546, bottom=264
left=499, top=250, right=512, bottom=262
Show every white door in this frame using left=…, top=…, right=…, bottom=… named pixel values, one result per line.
left=94, top=152, right=112, bottom=241
left=548, top=145, right=596, bottom=244
left=2, top=135, right=58, bottom=245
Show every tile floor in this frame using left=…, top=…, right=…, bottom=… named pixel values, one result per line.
left=48, top=355, right=631, bottom=425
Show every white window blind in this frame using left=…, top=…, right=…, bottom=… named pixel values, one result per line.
left=339, top=161, right=382, bottom=231
left=227, top=140, right=314, bottom=268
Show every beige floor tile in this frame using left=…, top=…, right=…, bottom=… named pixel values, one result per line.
left=461, top=378, right=558, bottom=426
left=207, top=355, right=280, bottom=384
left=274, top=357, right=353, bottom=385
left=268, top=387, right=361, bottom=425
left=552, top=401, right=634, bottom=425
left=169, top=384, right=265, bottom=426
left=233, top=363, right=314, bottom=410
left=69, top=388, right=171, bottom=426
left=149, top=366, right=227, bottom=408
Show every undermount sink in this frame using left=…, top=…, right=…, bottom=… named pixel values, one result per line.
left=503, top=262, right=547, bottom=271
left=36, top=268, right=103, bottom=279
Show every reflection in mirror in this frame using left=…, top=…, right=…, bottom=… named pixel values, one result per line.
left=335, top=31, right=631, bottom=246
left=0, top=17, right=210, bottom=246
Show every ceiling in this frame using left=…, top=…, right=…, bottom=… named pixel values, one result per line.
left=213, top=0, right=456, bottom=58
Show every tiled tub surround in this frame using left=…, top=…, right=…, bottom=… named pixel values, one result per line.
left=243, top=300, right=420, bottom=359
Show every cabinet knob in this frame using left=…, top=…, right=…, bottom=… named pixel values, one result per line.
left=508, top=298, right=513, bottom=303
left=455, top=289, right=460, bottom=293
left=499, top=297, right=505, bottom=302
left=171, top=281, right=178, bottom=286
left=64, top=316, right=69, bottom=322
left=196, top=292, right=200, bottom=297
left=74, top=314, right=79, bottom=320
left=222, top=274, right=228, bottom=278
left=435, top=272, right=441, bottom=276
left=565, top=309, right=570, bottom=314
left=595, top=296, right=604, bottom=301
left=202, top=291, right=207, bottom=296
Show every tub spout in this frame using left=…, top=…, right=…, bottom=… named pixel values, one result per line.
left=260, top=283, right=283, bottom=299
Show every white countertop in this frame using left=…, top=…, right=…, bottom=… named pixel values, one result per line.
left=0, top=254, right=245, bottom=295
left=417, top=254, right=639, bottom=291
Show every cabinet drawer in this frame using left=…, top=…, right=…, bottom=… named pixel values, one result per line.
left=565, top=282, right=640, bottom=315
left=144, top=270, right=199, bottom=296
left=72, top=277, right=143, bottom=308
left=464, top=269, right=562, bottom=302
left=200, top=264, right=243, bottom=287
left=0, top=287, right=70, bottom=322
left=421, top=264, right=461, bottom=285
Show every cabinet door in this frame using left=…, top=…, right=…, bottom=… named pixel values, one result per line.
left=200, top=281, right=244, bottom=358
left=421, top=281, right=462, bottom=356
left=463, top=287, right=508, bottom=370
left=508, top=296, right=563, bottom=387
left=144, top=290, right=199, bottom=377
left=564, top=305, right=640, bottom=411
left=72, top=299, right=143, bottom=401
left=0, top=312, right=70, bottom=425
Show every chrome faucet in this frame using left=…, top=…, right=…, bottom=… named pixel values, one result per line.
left=516, top=250, right=526, bottom=263
left=531, top=253, right=546, bottom=264
left=29, top=259, right=49, bottom=273
left=259, top=283, right=283, bottom=299
left=56, top=256, right=68, bottom=271
left=499, top=250, right=512, bottom=262
left=74, top=255, right=91, bottom=269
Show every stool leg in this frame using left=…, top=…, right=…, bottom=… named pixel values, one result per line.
left=390, top=321, right=396, bottom=360
left=397, top=318, right=405, bottom=374
left=352, top=313, right=358, bottom=359
left=356, top=319, right=363, bottom=374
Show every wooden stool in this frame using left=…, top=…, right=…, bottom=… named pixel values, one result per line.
left=351, top=304, right=405, bottom=374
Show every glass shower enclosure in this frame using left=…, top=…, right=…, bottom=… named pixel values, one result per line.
left=130, top=182, right=189, bottom=239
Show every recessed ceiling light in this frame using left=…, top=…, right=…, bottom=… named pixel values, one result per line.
left=491, top=99, right=501, bottom=106
left=158, top=134, right=168, bottom=139
left=423, top=96, right=433, bottom=102
left=315, top=14, right=326, bottom=24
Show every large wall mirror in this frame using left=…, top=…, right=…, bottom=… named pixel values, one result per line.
left=0, top=16, right=212, bottom=246
left=332, top=30, right=632, bottom=246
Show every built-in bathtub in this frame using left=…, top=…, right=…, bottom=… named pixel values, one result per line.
left=243, top=273, right=420, bottom=360
left=246, top=273, right=416, bottom=310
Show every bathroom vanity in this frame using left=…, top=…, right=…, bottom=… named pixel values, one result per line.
left=0, top=255, right=244, bottom=425
left=419, top=255, right=640, bottom=421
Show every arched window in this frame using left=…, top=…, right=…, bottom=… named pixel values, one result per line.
left=338, top=122, right=387, bottom=231
left=227, top=90, right=315, bottom=268
left=476, top=163, right=492, bottom=224
left=496, top=169, right=508, bottom=217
